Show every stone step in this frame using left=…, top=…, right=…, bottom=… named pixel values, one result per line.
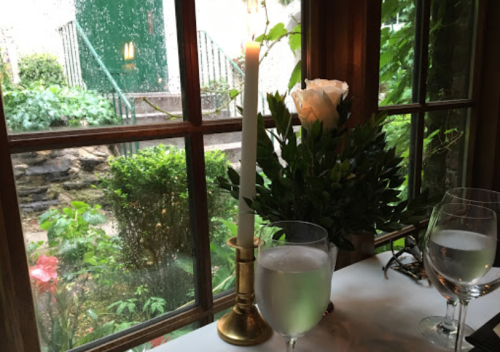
left=125, top=109, right=232, bottom=125
left=126, top=92, right=219, bottom=115
left=204, top=141, right=241, bottom=164
left=20, top=200, right=59, bottom=213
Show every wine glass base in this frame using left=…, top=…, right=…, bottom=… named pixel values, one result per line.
left=418, top=316, right=474, bottom=350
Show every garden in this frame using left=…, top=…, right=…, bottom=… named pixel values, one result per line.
left=1, top=52, right=120, bottom=132
left=25, top=144, right=238, bottom=352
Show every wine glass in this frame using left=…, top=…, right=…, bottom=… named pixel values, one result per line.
left=255, top=221, right=331, bottom=351
left=419, top=187, right=500, bottom=349
left=419, top=211, right=474, bottom=349
left=424, top=203, right=498, bottom=351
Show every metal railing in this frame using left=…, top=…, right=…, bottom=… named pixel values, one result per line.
left=58, top=20, right=138, bottom=155
left=197, top=30, right=267, bottom=117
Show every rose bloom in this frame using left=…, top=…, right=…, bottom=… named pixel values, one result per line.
left=291, top=79, right=349, bottom=131
left=30, top=255, right=59, bottom=294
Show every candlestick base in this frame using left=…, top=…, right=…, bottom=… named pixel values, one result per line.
left=217, top=237, right=273, bottom=346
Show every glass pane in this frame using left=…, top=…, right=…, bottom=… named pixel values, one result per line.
left=379, top=0, right=417, bottom=106
left=427, top=0, right=475, bottom=101
left=204, top=132, right=240, bottom=295
left=422, top=109, right=467, bottom=196
left=383, top=114, right=411, bottom=201
left=195, top=0, right=302, bottom=119
left=126, top=322, right=199, bottom=351
left=214, top=307, right=232, bottom=321
left=205, top=128, right=295, bottom=297
left=0, top=0, right=183, bottom=134
left=17, top=138, right=197, bottom=350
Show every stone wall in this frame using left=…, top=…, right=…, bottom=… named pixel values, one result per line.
left=13, top=145, right=117, bottom=236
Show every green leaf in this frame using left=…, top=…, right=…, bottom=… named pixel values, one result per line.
left=229, top=89, right=239, bottom=99
left=287, top=61, right=301, bottom=91
left=288, top=24, right=301, bottom=54
left=265, top=23, right=288, bottom=41
left=71, top=201, right=88, bottom=210
left=117, top=303, right=126, bottom=315
left=82, top=211, right=106, bottom=226
left=86, top=309, right=98, bottom=321
left=173, top=256, right=194, bottom=275
left=227, top=168, right=240, bottom=185
left=254, top=34, right=265, bottom=43
left=83, top=251, right=95, bottom=263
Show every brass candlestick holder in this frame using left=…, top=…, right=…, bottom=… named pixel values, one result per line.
left=217, top=237, right=273, bottom=346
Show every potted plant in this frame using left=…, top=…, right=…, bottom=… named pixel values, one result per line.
left=218, top=80, right=433, bottom=267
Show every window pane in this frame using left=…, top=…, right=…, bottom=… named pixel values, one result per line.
left=379, top=0, right=417, bottom=106
left=195, top=0, right=302, bottom=118
left=126, top=322, right=199, bottom=351
left=0, top=0, right=182, bottom=134
left=422, top=109, right=467, bottom=195
left=204, top=132, right=240, bottom=295
left=383, top=114, right=411, bottom=201
left=214, top=307, right=232, bottom=321
left=204, top=128, right=297, bottom=297
left=16, top=138, right=197, bottom=350
left=427, top=0, right=475, bottom=101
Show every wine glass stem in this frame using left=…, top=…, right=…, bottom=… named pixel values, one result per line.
left=442, top=299, right=457, bottom=332
left=455, top=301, right=469, bottom=352
left=284, top=337, right=297, bottom=351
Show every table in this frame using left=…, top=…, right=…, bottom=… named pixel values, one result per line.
left=156, top=252, right=500, bottom=351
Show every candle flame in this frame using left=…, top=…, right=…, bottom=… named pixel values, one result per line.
left=129, top=41, right=134, bottom=60
left=124, top=41, right=135, bottom=61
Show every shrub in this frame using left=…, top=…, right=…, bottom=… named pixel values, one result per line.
left=19, top=53, right=65, bottom=87
left=100, top=145, right=235, bottom=306
left=0, top=48, right=14, bottom=91
left=2, top=85, right=120, bottom=131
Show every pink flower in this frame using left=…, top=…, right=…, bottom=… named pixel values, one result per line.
left=30, top=255, right=59, bottom=294
left=149, top=335, right=169, bottom=348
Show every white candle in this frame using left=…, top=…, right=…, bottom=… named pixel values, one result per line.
left=237, top=40, right=260, bottom=248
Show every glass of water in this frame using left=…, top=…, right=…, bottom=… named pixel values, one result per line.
left=419, top=188, right=500, bottom=349
left=255, top=221, right=332, bottom=351
left=424, top=203, right=498, bottom=351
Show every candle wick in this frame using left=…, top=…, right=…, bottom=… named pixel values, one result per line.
left=252, top=34, right=255, bottom=41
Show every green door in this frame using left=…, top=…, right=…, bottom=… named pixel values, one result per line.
left=76, top=0, right=168, bottom=93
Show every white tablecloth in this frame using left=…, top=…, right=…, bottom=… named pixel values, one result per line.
left=157, top=252, right=500, bottom=351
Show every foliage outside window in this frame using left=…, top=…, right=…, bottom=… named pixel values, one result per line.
left=19, top=53, right=66, bottom=88
left=378, top=0, right=473, bottom=200
left=24, top=145, right=238, bottom=351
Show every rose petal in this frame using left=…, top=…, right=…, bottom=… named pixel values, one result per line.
left=30, top=268, right=52, bottom=282
left=305, top=79, right=349, bottom=99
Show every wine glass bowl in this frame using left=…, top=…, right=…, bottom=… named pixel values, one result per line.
left=255, top=221, right=332, bottom=351
left=424, top=203, right=498, bottom=351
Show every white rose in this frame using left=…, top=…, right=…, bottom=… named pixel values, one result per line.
left=291, top=79, right=349, bottom=131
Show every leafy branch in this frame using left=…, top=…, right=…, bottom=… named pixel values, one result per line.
left=141, top=87, right=240, bottom=120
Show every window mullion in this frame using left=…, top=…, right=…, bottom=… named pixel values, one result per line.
left=175, top=0, right=214, bottom=326
left=0, top=87, right=41, bottom=352
left=408, top=0, right=431, bottom=200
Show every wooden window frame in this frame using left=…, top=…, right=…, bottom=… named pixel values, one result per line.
left=0, top=0, right=494, bottom=351
left=307, top=0, right=488, bottom=248
left=372, top=0, right=487, bottom=246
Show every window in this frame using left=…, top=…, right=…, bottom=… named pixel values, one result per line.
left=0, top=0, right=490, bottom=351
left=375, top=0, right=479, bottom=248
left=0, top=0, right=302, bottom=351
